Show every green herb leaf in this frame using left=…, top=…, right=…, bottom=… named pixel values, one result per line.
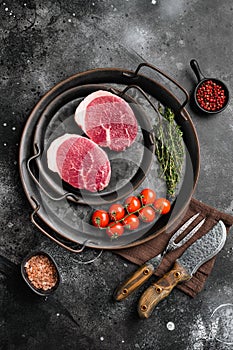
left=154, top=106, right=184, bottom=197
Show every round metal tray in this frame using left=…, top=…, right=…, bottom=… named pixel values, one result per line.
left=19, top=62, right=200, bottom=251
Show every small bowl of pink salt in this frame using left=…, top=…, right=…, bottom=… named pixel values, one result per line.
left=21, top=251, right=60, bottom=296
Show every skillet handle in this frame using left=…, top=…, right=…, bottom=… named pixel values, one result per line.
left=30, top=197, right=102, bottom=263
left=190, top=59, right=206, bottom=83
left=127, top=62, right=190, bottom=111
left=27, top=144, right=81, bottom=203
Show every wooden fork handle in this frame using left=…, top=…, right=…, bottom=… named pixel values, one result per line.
left=114, top=262, right=155, bottom=301
left=138, top=261, right=191, bottom=319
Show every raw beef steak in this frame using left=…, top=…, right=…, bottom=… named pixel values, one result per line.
left=47, top=134, right=111, bottom=192
left=75, top=90, right=138, bottom=151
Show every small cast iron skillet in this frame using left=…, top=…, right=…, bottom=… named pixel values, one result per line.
left=0, top=251, right=60, bottom=296
left=190, top=59, right=229, bottom=114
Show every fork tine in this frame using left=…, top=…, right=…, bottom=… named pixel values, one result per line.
left=170, top=213, right=200, bottom=244
left=175, top=218, right=206, bottom=248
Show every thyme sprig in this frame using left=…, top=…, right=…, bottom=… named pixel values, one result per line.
left=154, top=105, right=184, bottom=197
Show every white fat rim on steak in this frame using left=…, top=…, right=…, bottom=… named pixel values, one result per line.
left=74, top=90, right=120, bottom=134
left=47, top=134, right=111, bottom=191
left=47, top=134, right=80, bottom=174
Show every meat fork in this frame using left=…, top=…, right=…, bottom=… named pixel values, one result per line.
left=114, top=213, right=205, bottom=301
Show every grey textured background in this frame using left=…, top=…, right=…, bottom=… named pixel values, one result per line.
left=0, top=1, right=233, bottom=349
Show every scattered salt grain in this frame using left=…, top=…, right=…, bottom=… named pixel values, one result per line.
left=3, top=123, right=7, bottom=127
left=12, top=127, right=16, bottom=131
left=56, top=313, right=60, bottom=317
left=72, top=13, right=76, bottom=16
left=100, top=336, right=104, bottom=341
left=5, top=7, right=8, bottom=11
left=167, top=322, right=175, bottom=331
left=68, top=19, right=71, bottom=22
left=3, top=143, right=7, bottom=147
left=151, top=0, right=157, bottom=4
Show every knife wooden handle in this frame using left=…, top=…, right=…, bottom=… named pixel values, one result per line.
left=138, top=261, right=191, bottom=319
left=114, top=262, right=155, bottom=301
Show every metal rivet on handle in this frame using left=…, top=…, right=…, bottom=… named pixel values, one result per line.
left=174, top=271, right=181, bottom=278
left=143, top=268, right=150, bottom=275
left=141, top=305, right=148, bottom=312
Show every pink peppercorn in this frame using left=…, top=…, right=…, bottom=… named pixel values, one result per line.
left=196, top=80, right=227, bottom=111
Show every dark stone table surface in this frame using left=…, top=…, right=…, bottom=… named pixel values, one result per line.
left=1, top=1, right=233, bottom=349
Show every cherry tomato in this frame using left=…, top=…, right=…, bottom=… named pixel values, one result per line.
left=123, top=214, right=140, bottom=230
left=106, top=222, right=124, bottom=239
left=109, top=203, right=125, bottom=221
left=125, top=196, right=141, bottom=213
left=153, top=198, right=171, bottom=214
left=139, top=206, right=156, bottom=223
left=92, top=210, right=110, bottom=227
left=140, top=188, right=156, bottom=205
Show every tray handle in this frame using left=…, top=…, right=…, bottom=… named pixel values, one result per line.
left=114, top=84, right=159, bottom=116
left=27, top=144, right=81, bottom=202
left=123, top=62, right=190, bottom=112
left=30, top=196, right=102, bottom=263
